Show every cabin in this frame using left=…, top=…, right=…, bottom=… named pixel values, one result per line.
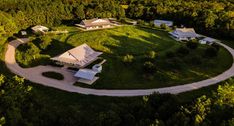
left=199, top=37, right=218, bottom=45
left=169, top=28, right=199, bottom=41
left=51, top=43, right=103, bottom=68
left=154, top=20, right=173, bottom=27
left=76, top=18, right=113, bottom=30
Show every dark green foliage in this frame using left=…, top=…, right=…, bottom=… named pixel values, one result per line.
left=186, top=40, right=199, bottom=49
left=38, top=36, right=52, bottom=50
left=160, top=23, right=167, bottom=29
left=164, top=57, right=185, bottom=70
left=177, top=46, right=189, bottom=56
left=145, top=50, right=157, bottom=61
left=205, top=47, right=219, bottom=57
left=211, top=43, right=221, bottom=51
left=122, top=54, right=134, bottom=64
left=143, top=61, right=156, bottom=74
left=42, top=71, right=64, bottom=80
left=165, top=51, right=175, bottom=58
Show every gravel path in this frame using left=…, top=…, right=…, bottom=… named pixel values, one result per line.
left=5, top=38, right=234, bottom=96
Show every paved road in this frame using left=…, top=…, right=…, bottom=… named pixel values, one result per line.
left=5, top=38, right=234, bottom=96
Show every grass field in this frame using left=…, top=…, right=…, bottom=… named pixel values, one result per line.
left=15, top=26, right=233, bottom=89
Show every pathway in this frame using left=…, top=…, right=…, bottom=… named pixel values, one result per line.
left=5, top=38, right=234, bottom=96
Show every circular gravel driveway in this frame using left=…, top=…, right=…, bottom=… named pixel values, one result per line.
left=5, top=38, right=234, bottom=96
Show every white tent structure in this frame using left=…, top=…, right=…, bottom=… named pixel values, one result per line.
left=31, top=25, right=49, bottom=33
left=154, top=20, right=173, bottom=27
left=169, top=28, right=199, bottom=41
left=51, top=43, right=103, bottom=68
left=74, top=69, right=99, bottom=85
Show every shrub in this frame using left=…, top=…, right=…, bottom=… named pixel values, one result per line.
left=211, top=43, right=220, bottom=51
left=185, top=55, right=202, bottom=65
left=160, top=23, right=167, bottom=29
left=42, top=71, right=64, bottom=80
left=165, top=51, right=175, bottom=58
left=39, top=36, right=52, bottom=50
left=122, top=54, right=134, bottom=64
left=145, top=51, right=157, bottom=60
left=186, top=40, right=199, bottom=49
left=164, top=57, right=185, bottom=70
left=204, top=47, right=218, bottom=57
left=176, top=46, right=189, bottom=56
left=143, top=61, right=156, bottom=74
left=137, top=19, right=144, bottom=25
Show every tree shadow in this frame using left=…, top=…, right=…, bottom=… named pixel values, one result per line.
left=41, top=39, right=74, bottom=57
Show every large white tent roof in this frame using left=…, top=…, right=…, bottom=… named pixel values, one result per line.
left=51, top=43, right=102, bottom=68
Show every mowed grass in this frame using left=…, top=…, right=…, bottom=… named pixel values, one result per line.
left=16, top=26, right=233, bottom=89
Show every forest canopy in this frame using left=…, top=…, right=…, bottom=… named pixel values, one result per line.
left=0, top=0, right=233, bottom=39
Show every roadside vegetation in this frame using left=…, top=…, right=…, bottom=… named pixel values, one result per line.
left=1, top=73, right=234, bottom=126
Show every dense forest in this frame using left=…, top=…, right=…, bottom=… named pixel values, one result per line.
left=0, top=0, right=233, bottom=39
left=0, top=74, right=234, bottom=126
left=0, top=0, right=234, bottom=125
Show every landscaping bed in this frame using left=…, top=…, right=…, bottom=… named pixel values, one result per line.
left=42, top=71, right=64, bottom=80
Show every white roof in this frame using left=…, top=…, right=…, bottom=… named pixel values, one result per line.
left=171, top=28, right=198, bottom=38
left=74, top=69, right=98, bottom=80
left=31, top=25, right=49, bottom=32
left=154, top=20, right=173, bottom=26
left=201, top=37, right=218, bottom=42
left=51, top=43, right=103, bottom=67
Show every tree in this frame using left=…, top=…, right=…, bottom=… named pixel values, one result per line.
left=215, top=79, right=234, bottom=107
left=75, top=5, right=85, bottom=19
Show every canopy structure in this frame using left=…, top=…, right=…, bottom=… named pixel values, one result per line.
left=154, top=20, right=173, bottom=27
left=74, top=69, right=99, bottom=85
left=51, top=43, right=103, bottom=68
left=31, top=25, right=49, bottom=33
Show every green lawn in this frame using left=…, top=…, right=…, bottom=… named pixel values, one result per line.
left=15, top=26, right=233, bottom=89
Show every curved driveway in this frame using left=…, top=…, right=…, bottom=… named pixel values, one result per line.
left=5, top=38, right=234, bottom=96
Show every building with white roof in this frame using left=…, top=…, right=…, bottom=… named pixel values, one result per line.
left=154, top=20, right=173, bottom=27
left=169, top=28, right=199, bottom=41
left=199, top=37, right=218, bottom=45
left=31, top=25, right=49, bottom=33
left=51, top=43, right=103, bottom=68
left=76, top=18, right=113, bottom=30
left=74, top=69, right=99, bottom=85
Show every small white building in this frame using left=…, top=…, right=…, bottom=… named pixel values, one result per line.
left=74, top=69, right=99, bottom=85
left=169, top=28, right=199, bottom=41
left=199, top=37, right=218, bottom=45
left=31, top=25, right=49, bottom=33
left=154, top=20, right=173, bottom=27
left=76, top=18, right=113, bottom=30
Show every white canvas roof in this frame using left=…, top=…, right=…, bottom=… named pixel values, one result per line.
left=170, top=28, right=198, bottom=38
left=201, top=37, right=218, bottom=42
left=154, top=20, right=173, bottom=27
left=51, top=43, right=103, bottom=67
left=74, top=69, right=98, bottom=80
left=31, top=25, right=49, bottom=32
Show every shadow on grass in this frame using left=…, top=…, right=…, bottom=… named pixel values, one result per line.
left=42, top=39, right=74, bottom=57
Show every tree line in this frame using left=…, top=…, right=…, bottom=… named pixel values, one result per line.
left=0, top=0, right=233, bottom=39
left=0, top=74, right=234, bottom=126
